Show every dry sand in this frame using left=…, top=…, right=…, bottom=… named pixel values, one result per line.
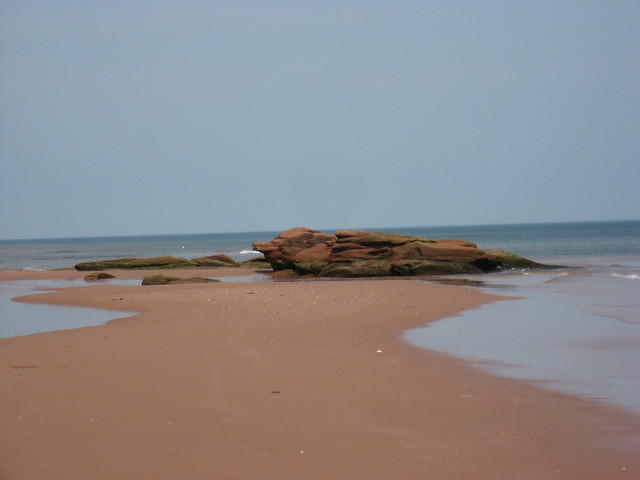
left=1, top=268, right=638, bottom=479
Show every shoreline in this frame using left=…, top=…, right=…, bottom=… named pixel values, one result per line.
left=1, top=269, right=639, bottom=479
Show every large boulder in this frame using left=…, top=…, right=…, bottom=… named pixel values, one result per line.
left=252, top=227, right=335, bottom=271
left=253, top=227, right=557, bottom=277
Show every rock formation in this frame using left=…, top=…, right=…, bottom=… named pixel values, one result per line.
left=253, top=227, right=556, bottom=277
left=83, top=272, right=116, bottom=281
left=141, top=274, right=221, bottom=286
left=75, top=256, right=194, bottom=271
left=239, top=256, right=272, bottom=269
left=76, top=254, right=244, bottom=271
left=191, top=254, right=239, bottom=267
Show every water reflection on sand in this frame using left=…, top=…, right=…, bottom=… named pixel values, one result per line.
left=406, top=270, right=640, bottom=415
left=0, top=279, right=138, bottom=338
left=0, top=273, right=273, bottom=339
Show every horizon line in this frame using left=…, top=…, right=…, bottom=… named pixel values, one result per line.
left=1, top=218, right=638, bottom=242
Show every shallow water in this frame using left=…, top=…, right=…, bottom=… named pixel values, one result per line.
left=0, top=279, right=137, bottom=338
left=0, top=274, right=273, bottom=339
left=406, top=270, right=640, bottom=415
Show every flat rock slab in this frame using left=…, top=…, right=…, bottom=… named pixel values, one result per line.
left=84, top=272, right=116, bottom=281
left=76, top=256, right=195, bottom=271
left=141, top=274, right=221, bottom=286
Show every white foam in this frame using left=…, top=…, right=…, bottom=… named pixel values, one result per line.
left=23, top=267, right=44, bottom=271
left=239, top=249, right=259, bottom=255
left=611, top=273, right=640, bottom=280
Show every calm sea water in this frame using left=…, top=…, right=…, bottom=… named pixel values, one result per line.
left=1, top=220, right=638, bottom=271
left=1, top=220, right=639, bottom=413
left=0, top=231, right=276, bottom=271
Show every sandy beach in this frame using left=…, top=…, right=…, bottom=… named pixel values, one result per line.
left=1, top=268, right=638, bottom=479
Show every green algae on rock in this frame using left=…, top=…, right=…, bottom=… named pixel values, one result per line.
left=141, top=274, right=221, bottom=286
left=84, top=272, right=116, bottom=281
left=75, top=256, right=195, bottom=271
left=191, top=254, right=239, bottom=267
left=240, top=256, right=273, bottom=269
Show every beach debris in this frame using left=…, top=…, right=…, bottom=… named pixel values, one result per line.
left=376, top=350, right=383, bottom=353
left=271, top=390, right=281, bottom=394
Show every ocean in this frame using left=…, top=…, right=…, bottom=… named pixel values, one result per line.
left=1, top=220, right=638, bottom=272
left=1, top=220, right=639, bottom=414
left=0, top=231, right=276, bottom=271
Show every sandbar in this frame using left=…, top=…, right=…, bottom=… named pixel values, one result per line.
left=1, top=268, right=638, bottom=479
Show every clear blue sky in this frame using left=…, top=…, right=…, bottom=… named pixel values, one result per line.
left=1, top=0, right=638, bottom=239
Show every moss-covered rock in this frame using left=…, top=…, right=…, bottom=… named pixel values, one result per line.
left=84, top=272, right=116, bottom=281
left=239, top=256, right=272, bottom=269
left=191, top=254, right=239, bottom=267
left=292, top=261, right=330, bottom=275
left=318, top=260, right=392, bottom=278
left=480, top=250, right=559, bottom=270
left=75, top=256, right=194, bottom=271
left=270, top=269, right=304, bottom=279
left=390, top=260, right=484, bottom=275
left=141, top=274, right=221, bottom=286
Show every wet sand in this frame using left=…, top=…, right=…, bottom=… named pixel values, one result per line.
left=1, top=269, right=638, bottom=479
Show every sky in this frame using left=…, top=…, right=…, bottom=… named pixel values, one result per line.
left=1, top=0, right=638, bottom=239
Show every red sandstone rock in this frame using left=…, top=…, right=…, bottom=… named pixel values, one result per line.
left=253, top=227, right=554, bottom=277
left=253, top=227, right=335, bottom=270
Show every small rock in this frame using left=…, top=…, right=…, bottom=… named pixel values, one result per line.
left=84, top=272, right=115, bottom=281
left=141, top=274, right=221, bottom=286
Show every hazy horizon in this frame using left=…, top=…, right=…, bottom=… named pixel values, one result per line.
left=1, top=218, right=638, bottom=243
left=2, top=1, right=639, bottom=240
